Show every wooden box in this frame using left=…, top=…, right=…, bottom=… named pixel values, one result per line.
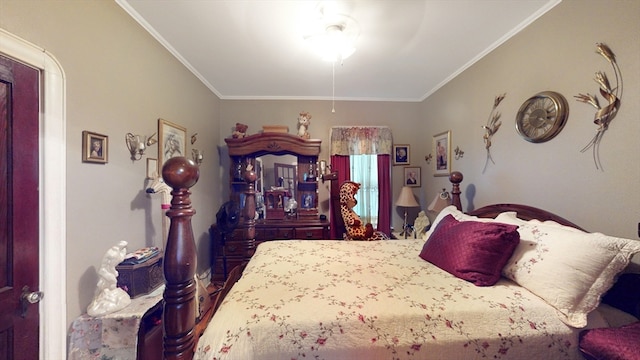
left=117, top=254, right=164, bottom=298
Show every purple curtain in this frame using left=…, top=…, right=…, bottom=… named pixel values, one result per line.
left=376, top=154, right=391, bottom=235
left=330, top=155, right=350, bottom=239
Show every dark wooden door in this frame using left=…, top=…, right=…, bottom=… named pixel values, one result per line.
left=0, top=54, right=40, bottom=360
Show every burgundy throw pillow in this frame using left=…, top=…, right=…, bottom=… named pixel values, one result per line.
left=419, top=214, right=520, bottom=286
left=579, top=321, right=640, bottom=360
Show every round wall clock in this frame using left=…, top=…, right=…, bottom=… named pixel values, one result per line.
left=515, top=91, right=569, bottom=143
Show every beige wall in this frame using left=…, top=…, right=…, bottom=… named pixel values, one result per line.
left=418, top=0, right=639, bottom=243
left=0, top=1, right=222, bottom=326
left=1, top=0, right=638, bottom=339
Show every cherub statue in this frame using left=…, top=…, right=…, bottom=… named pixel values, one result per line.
left=87, top=241, right=131, bottom=316
left=297, top=112, right=311, bottom=139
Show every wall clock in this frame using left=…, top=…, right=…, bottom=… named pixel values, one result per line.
left=515, top=91, right=569, bottom=143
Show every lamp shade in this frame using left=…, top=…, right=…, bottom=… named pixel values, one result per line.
left=427, top=189, right=451, bottom=212
left=395, top=186, right=419, bottom=207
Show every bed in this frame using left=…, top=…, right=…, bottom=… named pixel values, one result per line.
left=159, top=157, right=640, bottom=360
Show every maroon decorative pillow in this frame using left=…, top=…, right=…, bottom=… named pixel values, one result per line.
left=579, top=321, right=640, bottom=360
left=419, top=214, right=520, bottom=286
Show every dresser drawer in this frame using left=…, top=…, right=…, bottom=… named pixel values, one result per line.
left=221, top=239, right=246, bottom=256
left=261, top=227, right=295, bottom=240
left=277, top=228, right=295, bottom=239
left=295, top=227, right=325, bottom=239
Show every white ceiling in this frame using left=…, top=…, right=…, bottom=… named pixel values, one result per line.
left=117, top=0, right=559, bottom=102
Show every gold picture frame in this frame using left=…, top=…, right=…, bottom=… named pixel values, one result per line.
left=82, top=130, right=108, bottom=164
left=393, top=144, right=410, bottom=165
left=433, top=130, right=451, bottom=177
left=158, top=118, right=187, bottom=166
left=403, top=166, right=421, bottom=187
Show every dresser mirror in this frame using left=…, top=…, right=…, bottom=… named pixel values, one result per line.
left=225, top=133, right=321, bottom=221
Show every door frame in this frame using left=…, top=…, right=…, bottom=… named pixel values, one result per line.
left=0, top=28, right=67, bottom=359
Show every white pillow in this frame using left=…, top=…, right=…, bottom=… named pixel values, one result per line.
left=423, top=205, right=498, bottom=239
left=495, top=212, right=640, bottom=328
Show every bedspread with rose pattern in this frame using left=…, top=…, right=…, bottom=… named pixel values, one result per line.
left=196, top=240, right=607, bottom=360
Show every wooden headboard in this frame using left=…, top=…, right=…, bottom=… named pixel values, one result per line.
left=468, top=203, right=586, bottom=231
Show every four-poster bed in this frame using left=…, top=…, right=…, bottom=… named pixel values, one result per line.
left=160, top=157, right=639, bottom=359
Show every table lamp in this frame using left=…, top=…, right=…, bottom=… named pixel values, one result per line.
left=427, top=188, right=451, bottom=213
left=395, top=186, right=420, bottom=238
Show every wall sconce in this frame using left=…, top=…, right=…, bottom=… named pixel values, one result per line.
left=190, top=132, right=203, bottom=165
left=454, top=146, right=465, bottom=160
left=192, top=148, right=204, bottom=165
left=126, top=132, right=157, bottom=161
left=425, top=154, right=433, bottom=164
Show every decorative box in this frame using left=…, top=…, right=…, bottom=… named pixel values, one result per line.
left=117, top=253, right=164, bottom=298
left=262, top=125, right=289, bottom=133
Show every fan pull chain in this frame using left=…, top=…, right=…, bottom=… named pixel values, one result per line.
left=332, top=61, right=336, bottom=113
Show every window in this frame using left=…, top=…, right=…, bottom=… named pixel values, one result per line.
left=350, top=154, right=379, bottom=227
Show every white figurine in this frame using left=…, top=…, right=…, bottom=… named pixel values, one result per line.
left=87, top=241, right=131, bottom=317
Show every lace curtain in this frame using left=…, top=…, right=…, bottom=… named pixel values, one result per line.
left=330, top=126, right=393, bottom=155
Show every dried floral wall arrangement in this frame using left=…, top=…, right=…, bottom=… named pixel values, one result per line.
left=574, top=43, right=622, bottom=171
left=482, top=93, right=505, bottom=173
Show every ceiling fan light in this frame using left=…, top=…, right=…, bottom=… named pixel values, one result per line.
left=306, top=24, right=357, bottom=62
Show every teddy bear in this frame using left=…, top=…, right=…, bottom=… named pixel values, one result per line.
left=297, top=112, right=311, bottom=139
left=232, top=123, right=248, bottom=138
left=339, top=181, right=389, bottom=241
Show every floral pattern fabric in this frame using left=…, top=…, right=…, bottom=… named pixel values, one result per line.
left=196, top=240, right=608, bottom=360
left=68, top=286, right=164, bottom=360
left=330, top=126, right=393, bottom=155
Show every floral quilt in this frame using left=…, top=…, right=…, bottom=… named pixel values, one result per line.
left=195, top=240, right=607, bottom=360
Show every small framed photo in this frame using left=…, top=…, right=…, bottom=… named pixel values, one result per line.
left=301, top=193, right=315, bottom=209
left=393, top=144, right=410, bottom=165
left=433, top=130, right=451, bottom=177
left=158, top=118, right=187, bottom=166
left=146, top=158, right=158, bottom=179
left=403, top=166, right=421, bottom=187
left=82, top=131, right=108, bottom=164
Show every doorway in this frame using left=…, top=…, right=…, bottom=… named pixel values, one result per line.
left=0, top=29, right=67, bottom=358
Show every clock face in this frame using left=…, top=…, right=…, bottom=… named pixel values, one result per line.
left=516, top=91, right=569, bottom=143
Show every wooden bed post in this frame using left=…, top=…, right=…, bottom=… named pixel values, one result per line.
left=244, top=168, right=258, bottom=250
left=449, top=171, right=463, bottom=211
left=161, top=157, right=200, bottom=360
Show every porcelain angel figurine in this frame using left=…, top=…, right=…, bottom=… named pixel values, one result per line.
left=87, top=241, right=131, bottom=317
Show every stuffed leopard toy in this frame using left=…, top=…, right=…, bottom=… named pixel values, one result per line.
left=339, top=181, right=389, bottom=241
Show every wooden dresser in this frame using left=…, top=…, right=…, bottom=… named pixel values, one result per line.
left=210, top=219, right=329, bottom=284
left=211, top=132, right=329, bottom=284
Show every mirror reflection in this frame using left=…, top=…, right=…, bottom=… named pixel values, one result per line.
left=256, top=154, right=297, bottom=219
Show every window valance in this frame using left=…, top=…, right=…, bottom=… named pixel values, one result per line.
left=330, top=126, right=393, bottom=155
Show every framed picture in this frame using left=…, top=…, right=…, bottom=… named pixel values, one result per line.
left=433, top=130, right=451, bottom=177
left=82, top=130, right=108, bottom=164
left=393, top=144, right=410, bottom=165
left=146, top=158, right=158, bottom=179
left=403, top=166, right=421, bottom=187
left=158, top=118, right=187, bottom=166
left=301, top=193, right=315, bottom=209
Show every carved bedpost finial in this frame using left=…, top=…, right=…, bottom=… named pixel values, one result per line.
left=161, top=156, right=200, bottom=360
left=449, top=171, right=463, bottom=211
